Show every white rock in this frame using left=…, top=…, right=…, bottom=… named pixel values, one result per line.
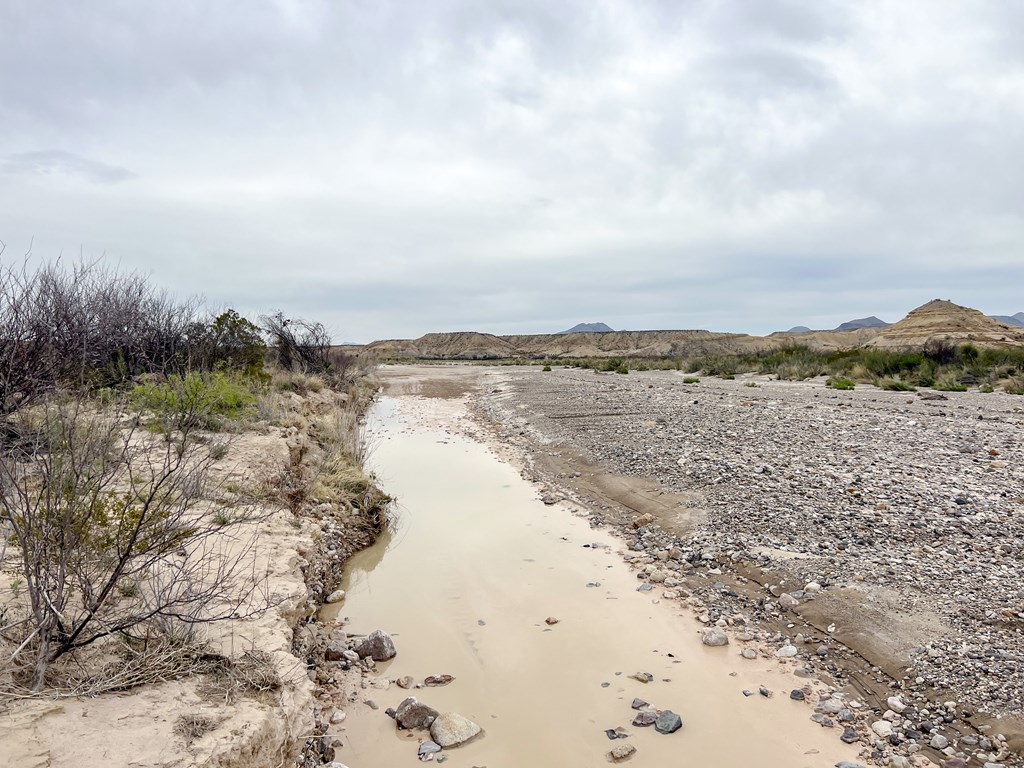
left=325, top=589, right=346, bottom=603
left=429, top=712, right=482, bottom=747
left=775, top=645, right=798, bottom=658
left=804, top=581, right=822, bottom=593
left=887, top=695, right=907, bottom=713
left=330, top=710, right=347, bottom=724
left=871, top=720, right=895, bottom=738
left=930, top=734, right=949, bottom=750
left=702, top=628, right=729, bottom=647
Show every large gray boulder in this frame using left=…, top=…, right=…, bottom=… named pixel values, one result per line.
left=429, top=712, right=482, bottom=747
left=701, top=628, right=729, bottom=647
left=355, top=630, right=397, bottom=661
left=394, top=697, right=439, bottom=729
left=655, top=710, right=682, bottom=734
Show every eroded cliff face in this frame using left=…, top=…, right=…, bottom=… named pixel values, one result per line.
left=866, top=299, right=1024, bottom=350
left=366, top=326, right=884, bottom=360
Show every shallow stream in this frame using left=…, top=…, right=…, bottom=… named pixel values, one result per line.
left=324, top=393, right=859, bottom=767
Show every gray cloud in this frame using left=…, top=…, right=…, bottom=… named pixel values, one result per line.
left=1, top=151, right=134, bottom=184
left=0, top=0, right=1021, bottom=341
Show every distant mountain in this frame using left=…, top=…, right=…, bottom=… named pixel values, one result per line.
left=786, top=326, right=812, bottom=334
left=989, top=312, right=1024, bottom=327
left=559, top=322, right=614, bottom=334
left=835, top=316, right=890, bottom=332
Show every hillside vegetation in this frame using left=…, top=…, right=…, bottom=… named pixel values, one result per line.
left=0, top=257, right=377, bottom=697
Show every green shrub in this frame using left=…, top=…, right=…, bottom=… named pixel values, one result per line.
left=542, top=365, right=552, bottom=372
left=878, top=378, right=916, bottom=392
left=615, top=366, right=629, bottom=374
left=720, top=373, right=735, bottom=380
left=934, top=373, right=968, bottom=392
left=682, top=377, right=700, bottom=384
left=980, top=383, right=994, bottom=393
left=826, top=377, right=855, bottom=390
left=131, top=372, right=257, bottom=431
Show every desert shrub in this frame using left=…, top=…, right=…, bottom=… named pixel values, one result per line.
left=980, top=383, right=994, bottom=393
left=826, top=377, right=855, bottom=390
left=958, top=343, right=980, bottom=364
left=923, top=340, right=959, bottom=365
left=878, top=378, right=916, bottom=392
left=271, top=368, right=326, bottom=395
left=261, top=312, right=332, bottom=375
left=757, top=346, right=827, bottom=379
left=702, top=356, right=740, bottom=376
left=682, top=377, right=700, bottom=384
left=0, top=256, right=201, bottom=414
left=720, top=373, right=736, bottom=380
left=1003, top=376, right=1024, bottom=395
left=0, top=396, right=267, bottom=691
left=934, top=373, right=969, bottom=392
left=131, top=371, right=257, bottom=431
left=188, top=309, right=266, bottom=377
left=542, top=365, right=552, bottom=372
left=615, top=365, right=629, bottom=374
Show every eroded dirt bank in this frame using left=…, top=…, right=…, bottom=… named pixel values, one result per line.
left=0, top=384, right=384, bottom=768
left=374, top=364, right=1024, bottom=768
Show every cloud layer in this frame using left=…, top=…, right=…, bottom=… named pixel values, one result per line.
left=1, top=1, right=1021, bottom=340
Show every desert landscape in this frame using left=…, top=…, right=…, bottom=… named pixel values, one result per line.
left=5, top=3, right=1023, bottom=766
left=5, top=295, right=1024, bottom=768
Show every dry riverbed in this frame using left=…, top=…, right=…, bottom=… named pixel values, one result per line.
left=330, top=363, right=1023, bottom=768
left=468, top=363, right=1024, bottom=768
left=324, top=379, right=863, bottom=768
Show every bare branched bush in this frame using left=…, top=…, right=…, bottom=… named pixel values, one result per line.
left=0, top=253, right=201, bottom=414
left=261, top=312, right=333, bottom=375
left=0, top=394, right=270, bottom=692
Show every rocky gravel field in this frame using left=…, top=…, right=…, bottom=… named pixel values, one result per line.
left=477, top=367, right=1024, bottom=767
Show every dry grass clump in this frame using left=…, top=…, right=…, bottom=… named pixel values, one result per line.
left=197, top=649, right=281, bottom=705
left=0, top=635, right=212, bottom=699
left=1002, top=374, right=1024, bottom=395
left=270, top=368, right=326, bottom=394
left=175, top=712, right=224, bottom=742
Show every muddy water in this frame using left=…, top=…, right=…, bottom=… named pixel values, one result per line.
left=327, top=394, right=860, bottom=767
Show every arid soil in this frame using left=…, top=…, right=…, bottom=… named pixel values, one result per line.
left=442, top=364, right=1024, bottom=767
left=0, top=385, right=382, bottom=768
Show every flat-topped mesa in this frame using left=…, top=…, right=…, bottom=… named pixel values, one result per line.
left=368, top=325, right=886, bottom=360
left=866, top=299, right=1024, bottom=350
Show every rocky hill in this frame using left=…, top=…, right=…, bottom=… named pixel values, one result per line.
left=559, top=322, right=614, bottom=334
left=867, top=299, right=1024, bottom=349
left=835, top=315, right=889, bottom=331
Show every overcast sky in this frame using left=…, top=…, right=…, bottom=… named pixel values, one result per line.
left=1, top=1, right=1022, bottom=341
